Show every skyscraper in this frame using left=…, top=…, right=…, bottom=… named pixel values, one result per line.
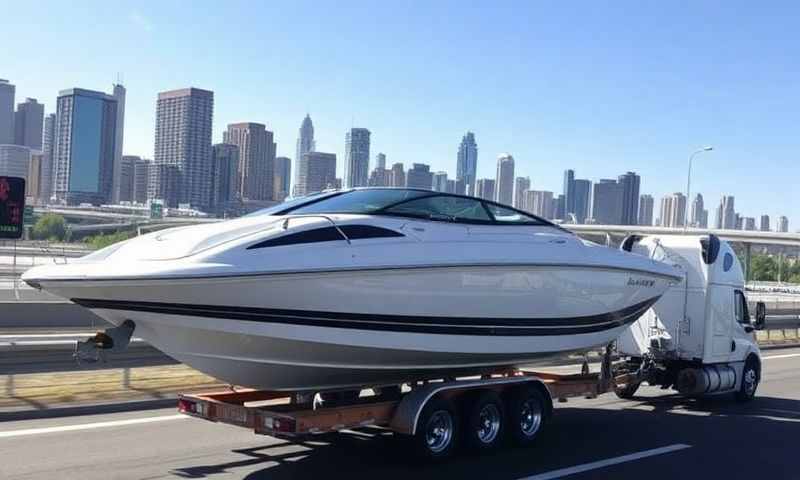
left=0, top=145, right=30, bottom=180
left=715, top=196, right=736, bottom=229
left=295, top=114, right=315, bottom=193
left=638, top=194, right=654, bottom=226
left=375, top=152, right=386, bottom=170
left=302, top=152, right=337, bottom=194
left=760, top=215, right=770, bottom=232
left=153, top=88, right=213, bottom=209
left=591, top=179, right=624, bottom=224
left=514, top=176, right=530, bottom=209
left=563, top=169, right=575, bottom=216
left=132, top=157, right=151, bottom=204
left=210, top=143, right=240, bottom=211
left=224, top=122, right=275, bottom=201
left=0, top=80, right=15, bottom=144
left=743, top=217, right=756, bottom=231
left=494, top=153, right=515, bottom=205
left=690, top=194, right=708, bottom=228
left=659, top=193, right=687, bottom=228
left=53, top=88, right=119, bottom=205
left=432, top=171, right=448, bottom=192
left=148, top=163, right=180, bottom=208
left=778, top=216, right=789, bottom=233
left=111, top=83, right=126, bottom=203
left=476, top=178, right=495, bottom=201
left=27, top=152, right=43, bottom=203
left=406, top=163, right=433, bottom=189
left=368, top=166, right=390, bottom=187
left=389, top=163, right=405, bottom=187
left=344, top=128, right=370, bottom=188
left=618, top=171, right=640, bottom=225
left=40, top=113, right=55, bottom=203
left=118, top=155, right=137, bottom=202
left=14, top=98, right=44, bottom=150
left=525, top=190, right=554, bottom=219
left=456, top=132, right=478, bottom=195
left=273, top=156, right=291, bottom=201
left=572, top=179, right=591, bottom=224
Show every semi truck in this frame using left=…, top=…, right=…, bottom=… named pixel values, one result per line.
left=174, top=234, right=765, bottom=460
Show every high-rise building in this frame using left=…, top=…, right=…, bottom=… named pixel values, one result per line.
left=153, top=88, right=214, bottom=209
left=132, top=157, right=150, bottom=204
left=554, top=194, right=566, bottom=220
left=14, top=98, right=44, bottom=150
left=53, top=88, right=119, bottom=205
left=111, top=83, right=126, bottom=203
left=715, top=196, right=736, bottom=229
left=778, top=216, right=789, bottom=233
left=689, top=194, right=708, bottom=228
left=735, top=213, right=743, bottom=230
left=432, top=171, right=448, bottom=192
left=494, top=153, right=515, bottom=205
left=148, top=163, right=180, bottom=208
left=638, top=194, right=654, bottom=226
left=563, top=169, right=575, bottom=216
left=273, top=156, right=291, bottom=201
left=658, top=193, right=687, bottom=228
left=26, top=152, right=43, bottom=203
left=446, top=179, right=456, bottom=194
left=525, top=190, right=554, bottom=219
left=618, top=172, right=640, bottom=225
left=224, top=122, right=275, bottom=201
left=573, top=179, right=591, bottom=224
left=303, top=151, right=337, bottom=194
left=406, top=163, right=433, bottom=189
left=118, top=155, right=137, bottom=202
left=743, top=217, right=756, bottom=231
left=375, top=153, right=386, bottom=170
left=456, top=132, right=478, bottom=195
left=210, top=143, right=240, bottom=211
left=0, top=144, right=31, bottom=181
left=760, top=215, right=770, bottom=232
left=476, top=178, right=495, bottom=201
left=591, top=179, right=624, bottom=224
left=294, top=115, right=315, bottom=193
left=40, top=113, right=55, bottom=203
left=514, top=176, right=530, bottom=209
left=0, top=80, right=15, bottom=144
left=368, top=167, right=390, bottom=187
left=389, top=163, right=405, bottom=188
left=344, top=128, right=370, bottom=188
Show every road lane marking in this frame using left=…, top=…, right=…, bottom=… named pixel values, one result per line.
left=518, top=444, right=692, bottom=480
left=0, top=414, right=187, bottom=439
left=763, top=353, right=800, bottom=360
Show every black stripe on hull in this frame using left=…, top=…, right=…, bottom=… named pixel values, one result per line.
left=70, top=297, right=660, bottom=336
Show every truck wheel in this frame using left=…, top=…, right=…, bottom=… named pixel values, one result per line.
left=735, top=357, right=760, bottom=402
left=614, top=382, right=640, bottom=400
left=411, top=398, right=459, bottom=460
left=506, top=386, right=547, bottom=447
left=463, top=391, right=505, bottom=452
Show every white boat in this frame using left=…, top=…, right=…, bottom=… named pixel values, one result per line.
left=23, top=188, right=680, bottom=391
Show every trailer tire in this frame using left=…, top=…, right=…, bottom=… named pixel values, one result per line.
left=506, top=386, right=547, bottom=447
left=462, top=391, right=505, bottom=452
left=409, top=397, right=459, bottom=460
left=614, top=382, right=640, bottom=400
left=735, top=356, right=760, bottom=402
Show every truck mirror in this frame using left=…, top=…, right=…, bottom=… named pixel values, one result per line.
left=754, top=302, right=767, bottom=330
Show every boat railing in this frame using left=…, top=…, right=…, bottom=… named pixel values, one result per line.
left=280, top=214, right=352, bottom=245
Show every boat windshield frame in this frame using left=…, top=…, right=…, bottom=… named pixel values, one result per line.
left=270, top=188, right=565, bottom=228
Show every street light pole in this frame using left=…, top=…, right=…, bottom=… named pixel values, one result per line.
left=685, top=146, right=713, bottom=228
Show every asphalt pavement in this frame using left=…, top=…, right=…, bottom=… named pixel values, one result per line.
left=1, top=348, right=799, bottom=480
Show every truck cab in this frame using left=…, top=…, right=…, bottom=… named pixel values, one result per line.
left=616, top=234, right=765, bottom=401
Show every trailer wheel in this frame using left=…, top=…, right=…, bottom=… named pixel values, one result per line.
left=735, top=356, right=760, bottom=402
left=614, top=382, right=640, bottom=400
left=506, top=386, right=546, bottom=447
left=463, top=391, right=505, bottom=452
left=410, top=398, right=459, bottom=460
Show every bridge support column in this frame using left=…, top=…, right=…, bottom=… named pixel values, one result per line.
left=744, top=243, right=752, bottom=282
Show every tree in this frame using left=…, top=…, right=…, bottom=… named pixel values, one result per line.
left=31, top=214, right=67, bottom=241
left=84, top=231, right=135, bottom=250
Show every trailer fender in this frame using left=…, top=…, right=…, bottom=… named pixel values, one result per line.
left=389, top=377, right=548, bottom=436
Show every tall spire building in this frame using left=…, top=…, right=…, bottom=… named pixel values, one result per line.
left=495, top=153, right=515, bottom=205
left=344, top=128, right=370, bottom=188
left=294, top=114, right=315, bottom=194
left=456, top=132, right=477, bottom=196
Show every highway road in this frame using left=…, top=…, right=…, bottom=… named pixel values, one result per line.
left=2, top=348, right=800, bottom=480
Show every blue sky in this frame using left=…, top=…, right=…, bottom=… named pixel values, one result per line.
left=3, top=1, right=798, bottom=226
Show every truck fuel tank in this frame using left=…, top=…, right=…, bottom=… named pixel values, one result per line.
left=675, top=365, right=736, bottom=395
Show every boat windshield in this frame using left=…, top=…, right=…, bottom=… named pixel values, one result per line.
left=244, top=191, right=341, bottom=217
left=285, top=189, right=431, bottom=215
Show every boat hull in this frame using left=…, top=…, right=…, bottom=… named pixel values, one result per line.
left=31, top=265, right=671, bottom=390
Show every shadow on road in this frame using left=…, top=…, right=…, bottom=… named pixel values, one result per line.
left=168, top=394, right=800, bottom=480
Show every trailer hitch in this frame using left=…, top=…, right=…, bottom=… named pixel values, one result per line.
left=74, top=320, right=136, bottom=364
